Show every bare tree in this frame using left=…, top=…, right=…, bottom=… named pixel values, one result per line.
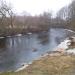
left=57, top=6, right=69, bottom=20
left=0, top=0, right=14, bottom=29
left=66, top=0, right=75, bottom=28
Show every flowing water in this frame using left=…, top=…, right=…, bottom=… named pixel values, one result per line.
left=0, top=28, right=74, bottom=72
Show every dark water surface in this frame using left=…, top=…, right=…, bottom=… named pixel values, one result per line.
left=0, top=28, right=74, bottom=72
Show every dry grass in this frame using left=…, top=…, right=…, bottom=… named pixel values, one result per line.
left=1, top=53, right=75, bottom=75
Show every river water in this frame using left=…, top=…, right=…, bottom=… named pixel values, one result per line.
left=0, top=28, right=74, bottom=72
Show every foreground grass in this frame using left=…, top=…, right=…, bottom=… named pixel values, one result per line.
left=1, top=53, right=75, bottom=75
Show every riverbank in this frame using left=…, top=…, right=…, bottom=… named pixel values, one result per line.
left=0, top=27, right=71, bottom=37
left=0, top=28, right=74, bottom=38
left=0, top=27, right=50, bottom=37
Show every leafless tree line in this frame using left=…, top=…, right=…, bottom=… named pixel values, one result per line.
left=56, top=0, right=75, bottom=30
left=0, top=0, right=52, bottom=33
left=0, top=0, right=75, bottom=35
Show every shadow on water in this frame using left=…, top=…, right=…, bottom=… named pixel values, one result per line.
left=0, top=38, right=7, bottom=49
left=37, top=32, right=50, bottom=45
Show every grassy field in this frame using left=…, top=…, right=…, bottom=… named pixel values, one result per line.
left=0, top=52, right=75, bottom=75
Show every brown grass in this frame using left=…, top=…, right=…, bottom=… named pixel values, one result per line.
left=1, top=53, right=75, bottom=75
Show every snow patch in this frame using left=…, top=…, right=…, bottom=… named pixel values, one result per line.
left=66, top=49, right=75, bottom=54
left=27, top=32, right=32, bottom=35
left=15, top=34, right=22, bottom=36
left=65, top=29, right=75, bottom=33
left=56, top=39, right=71, bottom=50
left=15, top=63, right=29, bottom=72
left=0, top=37, right=5, bottom=39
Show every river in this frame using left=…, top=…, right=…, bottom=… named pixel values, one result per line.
left=0, top=28, right=74, bottom=72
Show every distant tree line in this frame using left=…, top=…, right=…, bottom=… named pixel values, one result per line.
left=56, top=0, right=75, bottom=30
left=0, top=0, right=75, bottom=36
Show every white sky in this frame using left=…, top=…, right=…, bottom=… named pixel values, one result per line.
left=6, top=0, right=72, bottom=16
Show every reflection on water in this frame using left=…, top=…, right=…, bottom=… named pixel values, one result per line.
left=37, top=32, right=49, bottom=45
left=0, top=38, right=7, bottom=49
left=0, top=28, right=74, bottom=72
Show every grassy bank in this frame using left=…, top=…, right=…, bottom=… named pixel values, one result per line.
left=1, top=52, right=75, bottom=75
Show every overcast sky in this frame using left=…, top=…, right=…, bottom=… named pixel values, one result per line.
left=6, top=0, right=72, bottom=16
